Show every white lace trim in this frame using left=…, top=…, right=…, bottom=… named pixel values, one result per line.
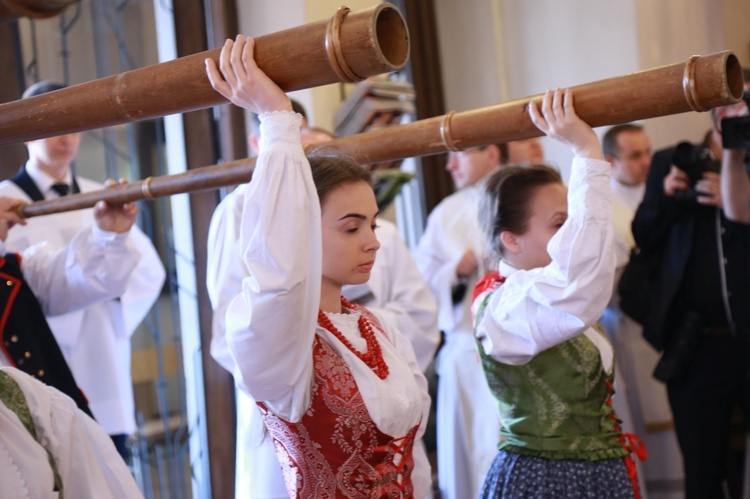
left=321, top=310, right=370, bottom=353
left=259, top=111, right=303, bottom=149
left=0, top=439, right=32, bottom=498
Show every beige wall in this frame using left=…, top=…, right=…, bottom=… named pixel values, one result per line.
left=304, top=0, right=382, bottom=132
left=236, top=0, right=311, bottom=132
left=436, top=0, right=750, bottom=178
left=634, top=0, right=750, bottom=150
left=17, top=3, right=159, bottom=182
left=237, top=0, right=381, bottom=133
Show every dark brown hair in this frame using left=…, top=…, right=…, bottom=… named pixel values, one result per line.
left=309, top=156, right=372, bottom=206
left=602, top=123, right=644, bottom=158
left=478, top=164, right=562, bottom=257
left=602, top=124, right=644, bottom=158
left=22, top=80, right=66, bottom=99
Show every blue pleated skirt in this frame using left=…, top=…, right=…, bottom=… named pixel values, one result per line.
left=479, top=450, right=638, bottom=499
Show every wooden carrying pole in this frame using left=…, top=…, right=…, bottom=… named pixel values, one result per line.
left=0, top=4, right=409, bottom=146
left=19, top=51, right=744, bottom=219
left=0, top=0, right=79, bottom=21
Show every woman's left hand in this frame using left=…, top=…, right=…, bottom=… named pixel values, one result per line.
left=205, top=35, right=292, bottom=115
left=529, top=89, right=602, bottom=160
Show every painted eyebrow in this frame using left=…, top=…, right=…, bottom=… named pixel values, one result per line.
left=338, top=211, right=381, bottom=221
left=548, top=211, right=567, bottom=221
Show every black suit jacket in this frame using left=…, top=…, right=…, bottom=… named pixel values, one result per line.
left=632, top=143, right=706, bottom=349
left=632, top=141, right=749, bottom=349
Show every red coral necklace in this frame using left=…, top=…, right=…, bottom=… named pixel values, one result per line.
left=317, top=296, right=390, bottom=379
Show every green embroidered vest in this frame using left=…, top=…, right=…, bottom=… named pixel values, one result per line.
left=475, top=288, right=627, bottom=461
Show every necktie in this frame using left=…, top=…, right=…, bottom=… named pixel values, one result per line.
left=50, top=183, right=70, bottom=197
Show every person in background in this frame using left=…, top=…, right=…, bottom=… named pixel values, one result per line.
left=414, top=142, right=502, bottom=499
left=0, top=189, right=139, bottom=417
left=500, top=137, right=545, bottom=165
left=0, top=80, right=166, bottom=461
left=720, top=72, right=750, bottom=224
left=630, top=80, right=750, bottom=497
left=600, top=124, right=685, bottom=498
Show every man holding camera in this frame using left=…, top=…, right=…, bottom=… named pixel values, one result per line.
left=630, top=76, right=750, bottom=498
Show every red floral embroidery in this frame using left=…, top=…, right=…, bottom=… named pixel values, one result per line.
left=258, top=335, right=419, bottom=498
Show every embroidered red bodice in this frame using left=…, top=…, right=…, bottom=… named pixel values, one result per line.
left=257, top=313, right=419, bottom=498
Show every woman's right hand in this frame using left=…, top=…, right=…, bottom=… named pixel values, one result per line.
left=529, top=89, right=602, bottom=160
left=205, top=35, right=292, bottom=115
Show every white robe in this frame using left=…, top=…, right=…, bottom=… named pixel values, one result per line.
left=413, top=185, right=499, bottom=499
left=223, top=111, right=432, bottom=498
left=0, top=225, right=140, bottom=366
left=0, top=367, right=143, bottom=498
left=0, top=171, right=166, bottom=435
left=601, top=179, right=684, bottom=499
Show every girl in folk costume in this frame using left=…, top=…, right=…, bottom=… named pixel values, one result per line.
left=205, top=36, right=431, bottom=498
left=472, top=89, right=646, bottom=498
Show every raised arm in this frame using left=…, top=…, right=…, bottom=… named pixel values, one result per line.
left=476, top=89, right=615, bottom=364
left=208, top=36, right=319, bottom=421
left=206, top=188, right=246, bottom=372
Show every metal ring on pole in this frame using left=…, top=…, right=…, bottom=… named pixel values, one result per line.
left=440, top=111, right=460, bottom=152
left=324, top=6, right=360, bottom=83
left=141, top=176, right=154, bottom=199
left=683, top=55, right=708, bottom=112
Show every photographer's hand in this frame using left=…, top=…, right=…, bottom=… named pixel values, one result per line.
left=663, top=166, right=690, bottom=197
left=695, top=171, right=722, bottom=208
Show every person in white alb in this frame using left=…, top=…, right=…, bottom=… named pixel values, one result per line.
left=599, top=124, right=685, bottom=499
left=414, top=143, right=502, bottom=499
left=0, top=188, right=142, bottom=497
left=0, top=80, right=166, bottom=461
left=0, top=190, right=139, bottom=412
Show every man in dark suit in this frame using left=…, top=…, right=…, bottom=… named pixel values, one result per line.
left=631, top=91, right=750, bottom=498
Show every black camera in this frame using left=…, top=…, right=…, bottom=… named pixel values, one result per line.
left=721, top=89, right=750, bottom=153
left=671, top=141, right=720, bottom=202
